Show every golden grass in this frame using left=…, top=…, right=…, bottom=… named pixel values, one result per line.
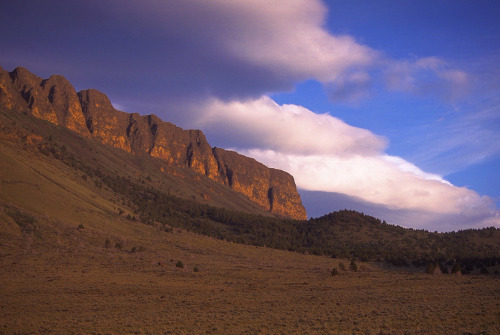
left=1, top=212, right=499, bottom=334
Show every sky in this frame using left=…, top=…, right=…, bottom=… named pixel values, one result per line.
left=1, top=0, right=499, bottom=231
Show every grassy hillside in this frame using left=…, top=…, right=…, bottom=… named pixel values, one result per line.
left=2, top=206, right=498, bottom=334
left=1, top=105, right=499, bottom=273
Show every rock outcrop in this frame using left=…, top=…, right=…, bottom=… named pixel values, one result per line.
left=0, top=66, right=307, bottom=220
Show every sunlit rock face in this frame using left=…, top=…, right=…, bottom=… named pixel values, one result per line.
left=0, top=66, right=28, bottom=112
left=9, top=67, right=59, bottom=125
left=78, top=89, right=132, bottom=152
left=213, top=148, right=307, bottom=220
left=42, top=75, right=89, bottom=137
left=0, top=66, right=307, bottom=220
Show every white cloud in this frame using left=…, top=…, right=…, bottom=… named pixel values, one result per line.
left=90, top=0, right=381, bottom=102
left=196, top=96, right=500, bottom=230
left=221, top=0, right=378, bottom=83
left=197, top=96, right=386, bottom=155
left=241, top=149, right=490, bottom=215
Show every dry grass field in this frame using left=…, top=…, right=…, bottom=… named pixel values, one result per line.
left=1, top=212, right=499, bottom=335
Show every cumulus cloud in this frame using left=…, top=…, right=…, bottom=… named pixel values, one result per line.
left=195, top=96, right=500, bottom=230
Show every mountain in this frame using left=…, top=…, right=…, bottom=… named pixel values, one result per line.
left=0, top=65, right=306, bottom=220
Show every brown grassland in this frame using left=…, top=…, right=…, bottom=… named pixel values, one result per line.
left=1, top=212, right=499, bottom=335
left=0, top=123, right=499, bottom=334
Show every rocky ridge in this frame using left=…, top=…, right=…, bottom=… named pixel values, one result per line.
left=0, top=66, right=306, bottom=220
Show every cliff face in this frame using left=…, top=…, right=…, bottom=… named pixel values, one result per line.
left=212, top=149, right=306, bottom=220
left=0, top=66, right=307, bottom=220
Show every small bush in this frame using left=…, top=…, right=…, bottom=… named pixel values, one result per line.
left=78, top=224, right=84, bottom=230
left=339, top=262, right=346, bottom=271
left=105, top=238, right=112, bottom=248
left=331, top=267, right=339, bottom=276
left=193, top=266, right=200, bottom=272
left=425, top=263, right=435, bottom=274
left=176, top=261, right=184, bottom=269
left=451, top=263, right=461, bottom=274
left=7, top=207, right=38, bottom=233
left=350, top=259, right=358, bottom=272
left=115, top=242, right=123, bottom=250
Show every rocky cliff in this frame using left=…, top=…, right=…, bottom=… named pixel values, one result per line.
left=0, top=66, right=307, bottom=220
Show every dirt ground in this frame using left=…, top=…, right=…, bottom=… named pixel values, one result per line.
left=1, top=215, right=499, bottom=335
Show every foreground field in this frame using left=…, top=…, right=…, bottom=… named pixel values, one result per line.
left=1, top=213, right=499, bottom=335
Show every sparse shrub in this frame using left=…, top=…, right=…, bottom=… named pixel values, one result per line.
left=339, top=262, right=346, bottom=271
left=331, top=267, right=339, bottom=276
left=105, top=238, right=112, bottom=248
left=131, top=246, right=136, bottom=253
left=78, top=224, right=84, bottom=230
left=7, top=207, right=38, bottom=233
left=193, top=266, right=200, bottom=272
left=451, top=263, right=461, bottom=274
left=176, top=261, right=184, bottom=268
left=115, top=242, right=123, bottom=250
left=425, top=263, right=435, bottom=274
left=350, top=259, right=358, bottom=272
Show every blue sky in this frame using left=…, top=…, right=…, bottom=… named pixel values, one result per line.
left=1, top=0, right=499, bottom=231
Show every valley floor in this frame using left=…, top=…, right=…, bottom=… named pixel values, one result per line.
left=0, top=216, right=499, bottom=335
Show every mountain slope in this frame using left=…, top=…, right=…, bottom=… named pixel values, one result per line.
left=1, top=65, right=499, bottom=270
left=0, top=65, right=306, bottom=220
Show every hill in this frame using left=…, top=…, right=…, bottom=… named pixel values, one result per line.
left=0, top=65, right=306, bottom=220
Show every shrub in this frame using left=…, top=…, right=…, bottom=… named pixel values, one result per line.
left=425, top=263, right=435, bottom=274
left=7, top=207, right=38, bottom=233
left=115, top=242, right=123, bottom=250
left=350, top=259, right=358, bottom=272
left=193, top=266, right=200, bottom=272
left=105, top=238, right=112, bottom=248
left=451, top=263, right=461, bottom=274
left=339, top=262, right=346, bottom=271
left=78, top=224, right=84, bottom=230
left=331, top=267, right=339, bottom=276
left=176, top=261, right=184, bottom=268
